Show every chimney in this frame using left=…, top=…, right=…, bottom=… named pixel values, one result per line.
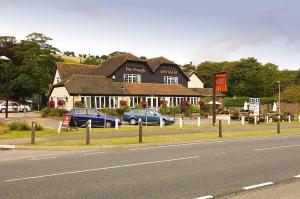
left=190, top=62, right=195, bottom=71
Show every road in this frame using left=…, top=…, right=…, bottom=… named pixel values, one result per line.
left=0, top=134, right=300, bottom=199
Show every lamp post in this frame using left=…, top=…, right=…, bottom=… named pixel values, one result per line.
left=277, top=81, right=281, bottom=134
left=0, top=56, right=11, bottom=119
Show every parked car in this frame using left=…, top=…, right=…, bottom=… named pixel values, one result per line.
left=18, top=104, right=31, bottom=112
left=66, top=108, right=121, bottom=128
left=124, top=109, right=175, bottom=125
left=0, top=101, right=18, bottom=113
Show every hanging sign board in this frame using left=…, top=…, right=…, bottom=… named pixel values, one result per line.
left=249, top=98, right=260, bottom=115
left=214, top=72, right=228, bottom=92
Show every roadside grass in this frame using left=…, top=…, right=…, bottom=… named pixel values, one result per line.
left=33, top=127, right=300, bottom=146
left=1, top=121, right=300, bottom=139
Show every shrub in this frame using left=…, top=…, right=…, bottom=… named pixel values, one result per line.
left=9, top=120, right=43, bottom=131
left=74, top=101, right=84, bottom=108
left=41, top=108, right=67, bottom=117
left=0, top=120, right=9, bottom=134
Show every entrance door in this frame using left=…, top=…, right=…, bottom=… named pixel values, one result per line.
left=146, top=97, right=158, bottom=108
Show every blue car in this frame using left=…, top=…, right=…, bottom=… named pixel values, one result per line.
left=123, top=109, right=175, bottom=125
left=66, top=108, right=121, bottom=128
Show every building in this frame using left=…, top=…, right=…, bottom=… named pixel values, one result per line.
left=49, top=53, right=223, bottom=110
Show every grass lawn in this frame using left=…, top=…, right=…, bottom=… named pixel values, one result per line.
left=33, top=127, right=300, bottom=146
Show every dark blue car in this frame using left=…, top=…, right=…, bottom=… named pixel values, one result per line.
left=66, top=108, right=121, bottom=128
left=123, top=109, right=175, bottom=125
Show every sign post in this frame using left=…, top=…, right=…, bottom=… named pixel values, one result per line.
left=213, top=72, right=228, bottom=125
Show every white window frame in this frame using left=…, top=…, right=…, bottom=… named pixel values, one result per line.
left=175, top=97, right=184, bottom=106
left=189, top=97, right=197, bottom=105
left=130, top=97, right=140, bottom=108
left=164, top=76, right=178, bottom=84
left=124, top=74, right=141, bottom=83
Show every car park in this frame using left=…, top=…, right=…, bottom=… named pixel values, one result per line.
left=123, top=109, right=175, bottom=125
left=66, top=108, right=121, bottom=128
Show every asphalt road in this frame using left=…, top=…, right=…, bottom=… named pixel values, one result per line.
left=1, top=134, right=300, bottom=199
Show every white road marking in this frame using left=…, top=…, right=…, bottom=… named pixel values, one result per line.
left=0, top=145, right=15, bottom=149
left=129, top=134, right=300, bottom=151
left=243, top=182, right=274, bottom=190
left=83, top=151, right=106, bottom=155
left=295, top=175, right=300, bottom=178
left=4, top=155, right=200, bottom=182
left=29, top=157, right=57, bottom=161
left=254, top=144, right=300, bottom=151
left=194, top=195, right=213, bottom=199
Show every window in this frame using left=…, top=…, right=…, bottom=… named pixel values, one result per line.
left=189, top=97, right=197, bottom=105
left=164, top=76, right=178, bottom=84
left=56, top=77, right=60, bottom=83
left=124, top=74, right=141, bottom=83
left=130, top=97, right=140, bottom=108
left=175, top=97, right=184, bottom=106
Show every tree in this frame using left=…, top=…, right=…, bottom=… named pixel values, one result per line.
left=82, top=57, right=103, bottom=65
left=295, top=69, right=300, bottom=85
left=282, top=85, right=300, bottom=103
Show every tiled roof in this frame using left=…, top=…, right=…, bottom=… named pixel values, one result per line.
left=52, top=75, right=200, bottom=96
left=192, top=88, right=225, bottom=97
left=124, top=83, right=200, bottom=96
left=146, top=56, right=176, bottom=71
left=95, top=53, right=146, bottom=76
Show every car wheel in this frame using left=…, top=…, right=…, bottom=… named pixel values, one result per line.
left=130, top=118, right=137, bottom=125
left=1, top=109, right=5, bottom=113
left=105, top=121, right=113, bottom=128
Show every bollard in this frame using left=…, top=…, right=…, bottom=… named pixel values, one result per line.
left=298, top=115, right=300, bottom=123
left=160, top=117, right=163, bottom=128
left=86, top=119, right=91, bottom=145
left=197, top=117, right=201, bottom=127
left=277, top=116, right=280, bottom=134
left=31, top=121, right=36, bottom=144
left=179, top=118, right=183, bottom=128
left=227, top=117, right=231, bottom=125
left=288, top=115, right=291, bottom=123
left=115, top=118, right=119, bottom=131
left=57, top=121, right=62, bottom=134
left=266, top=115, right=269, bottom=124
left=219, top=120, right=223, bottom=138
left=241, top=116, right=245, bottom=126
left=254, top=115, right=257, bottom=124
left=138, top=121, right=143, bottom=143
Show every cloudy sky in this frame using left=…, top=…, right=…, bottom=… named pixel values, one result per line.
left=1, top=0, right=300, bottom=69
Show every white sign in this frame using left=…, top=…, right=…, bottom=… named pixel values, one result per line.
left=249, top=98, right=260, bottom=115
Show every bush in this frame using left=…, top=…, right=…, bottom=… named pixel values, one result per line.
left=74, top=101, right=84, bottom=108
left=9, top=120, right=43, bottom=131
left=41, top=108, right=67, bottom=117
left=0, top=120, right=9, bottom=134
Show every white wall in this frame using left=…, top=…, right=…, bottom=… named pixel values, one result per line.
left=50, top=87, right=73, bottom=110
left=188, top=74, right=204, bottom=88
left=53, top=69, right=61, bottom=85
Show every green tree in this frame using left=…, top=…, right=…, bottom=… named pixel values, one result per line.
left=281, top=85, right=300, bottom=103
left=82, top=56, right=103, bottom=65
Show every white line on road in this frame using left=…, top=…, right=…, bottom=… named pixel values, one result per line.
left=254, top=144, right=300, bottom=151
left=194, top=195, right=213, bottom=199
left=82, top=151, right=106, bottom=155
left=129, top=135, right=300, bottom=151
left=29, top=157, right=57, bottom=161
left=295, top=175, right=300, bottom=178
left=4, top=155, right=200, bottom=182
left=243, top=182, right=274, bottom=190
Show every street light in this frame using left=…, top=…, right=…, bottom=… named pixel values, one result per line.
left=0, top=56, right=11, bottom=119
left=277, top=81, right=281, bottom=134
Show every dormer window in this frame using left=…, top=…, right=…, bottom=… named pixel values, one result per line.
left=164, top=76, right=178, bottom=84
left=124, top=74, right=141, bottom=83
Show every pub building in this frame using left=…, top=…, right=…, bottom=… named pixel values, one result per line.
left=49, top=53, right=224, bottom=110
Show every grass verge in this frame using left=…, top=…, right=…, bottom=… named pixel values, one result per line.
left=33, top=127, right=300, bottom=146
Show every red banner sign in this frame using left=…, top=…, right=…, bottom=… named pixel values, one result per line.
left=214, top=72, right=228, bottom=92
left=62, top=115, right=72, bottom=129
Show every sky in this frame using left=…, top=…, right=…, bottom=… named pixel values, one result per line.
left=1, top=0, right=300, bottom=70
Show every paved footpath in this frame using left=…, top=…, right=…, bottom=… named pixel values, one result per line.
left=222, top=180, right=300, bottom=199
